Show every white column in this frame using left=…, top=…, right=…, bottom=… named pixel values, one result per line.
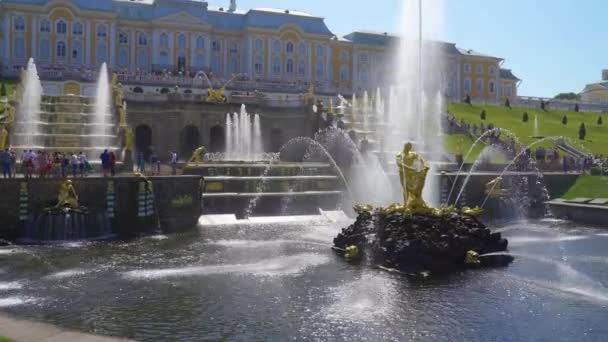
left=168, top=32, right=174, bottom=66
left=189, top=32, right=195, bottom=70
left=83, top=20, right=93, bottom=67
left=151, top=30, right=158, bottom=65
left=31, top=16, right=37, bottom=59
left=325, top=44, right=331, bottom=81
left=205, top=35, right=211, bottom=69
left=266, top=37, right=271, bottom=79
left=109, top=22, right=116, bottom=68
left=223, top=38, right=228, bottom=74
left=352, top=47, right=358, bottom=92
left=130, top=30, right=136, bottom=72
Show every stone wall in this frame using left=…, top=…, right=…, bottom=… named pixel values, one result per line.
left=0, top=176, right=202, bottom=241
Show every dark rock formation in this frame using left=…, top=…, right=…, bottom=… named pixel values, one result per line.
left=333, top=210, right=513, bottom=274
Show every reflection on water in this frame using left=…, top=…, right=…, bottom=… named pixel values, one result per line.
left=0, top=219, right=606, bottom=341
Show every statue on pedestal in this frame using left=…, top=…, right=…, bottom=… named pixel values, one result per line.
left=56, top=180, right=79, bottom=209
left=396, top=142, right=430, bottom=213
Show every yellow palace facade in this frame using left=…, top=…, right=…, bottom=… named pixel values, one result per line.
left=0, top=0, right=519, bottom=101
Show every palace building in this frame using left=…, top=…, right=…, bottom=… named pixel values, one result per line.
left=0, top=0, right=519, bottom=101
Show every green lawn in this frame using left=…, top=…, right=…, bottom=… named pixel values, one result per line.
left=562, top=175, right=608, bottom=199
left=448, top=103, right=608, bottom=156
left=0, top=337, right=15, bottom=342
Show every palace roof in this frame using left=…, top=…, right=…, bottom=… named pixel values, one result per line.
left=500, top=69, right=520, bottom=81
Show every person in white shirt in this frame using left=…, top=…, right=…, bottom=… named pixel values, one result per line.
left=70, top=153, right=79, bottom=177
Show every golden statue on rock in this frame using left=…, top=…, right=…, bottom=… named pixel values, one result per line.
left=207, top=88, right=226, bottom=103
left=189, top=146, right=207, bottom=163
left=397, top=142, right=431, bottom=213
left=56, top=180, right=79, bottom=209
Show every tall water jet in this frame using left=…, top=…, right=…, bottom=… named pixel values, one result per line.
left=252, top=114, right=262, bottom=157
left=92, top=63, right=111, bottom=150
left=224, top=104, right=263, bottom=161
left=534, top=114, right=539, bottom=137
left=225, top=114, right=233, bottom=157
left=362, top=91, right=370, bottom=135
left=14, top=58, right=43, bottom=150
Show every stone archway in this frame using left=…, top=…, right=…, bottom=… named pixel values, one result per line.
left=180, top=124, right=200, bottom=158
left=135, top=124, right=152, bottom=160
left=209, top=124, right=225, bottom=152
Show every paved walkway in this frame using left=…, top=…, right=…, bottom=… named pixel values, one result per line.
left=0, top=315, right=134, bottom=342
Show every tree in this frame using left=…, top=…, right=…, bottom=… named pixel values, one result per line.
left=480, top=109, right=486, bottom=120
left=464, top=94, right=472, bottom=105
left=598, top=115, right=603, bottom=126
left=505, top=98, right=511, bottom=109
left=0, top=84, right=6, bottom=97
left=574, top=103, right=579, bottom=112
left=554, top=92, right=581, bottom=101
left=562, top=115, right=568, bottom=125
left=522, top=112, right=529, bottom=122
left=579, top=123, right=586, bottom=140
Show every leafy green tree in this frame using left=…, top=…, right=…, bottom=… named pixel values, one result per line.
left=598, top=116, right=603, bottom=126
left=574, top=103, right=579, bottom=112
left=579, top=123, right=586, bottom=140
left=562, top=115, right=568, bottom=125
left=522, top=112, right=529, bottom=122
left=554, top=92, right=581, bottom=101
left=480, top=109, right=486, bottom=120
left=505, top=98, right=511, bottom=109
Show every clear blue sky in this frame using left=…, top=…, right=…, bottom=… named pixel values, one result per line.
left=210, top=0, right=604, bottom=98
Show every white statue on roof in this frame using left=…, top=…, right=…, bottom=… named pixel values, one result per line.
left=228, top=0, right=236, bottom=13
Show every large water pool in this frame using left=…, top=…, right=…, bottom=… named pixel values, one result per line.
left=0, top=218, right=607, bottom=341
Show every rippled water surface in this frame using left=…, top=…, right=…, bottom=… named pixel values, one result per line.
left=0, top=218, right=607, bottom=341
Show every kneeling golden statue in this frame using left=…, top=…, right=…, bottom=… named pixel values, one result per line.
left=56, top=180, right=79, bottom=209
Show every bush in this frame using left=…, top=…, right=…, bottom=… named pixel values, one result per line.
left=133, top=86, right=143, bottom=94
left=160, top=88, right=170, bottom=94
left=574, top=103, right=580, bottom=112
left=522, top=112, right=529, bottom=122
left=562, top=115, right=568, bottom=125
left=464, top=94, right=471, bottom=105
left=480, top=109, right=486, bottom=120
left=505, top=98, right=511, bottom=109
left=0, top=84, right=6, bottom=97
left=579, top=122, right=586, bottom=140
left=598, top=116, right=603, bottom=125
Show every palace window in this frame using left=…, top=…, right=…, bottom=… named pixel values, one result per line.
left=195, top=54, right=205, bottom=68
left=40, top=19, right=51, bottom=33
left=298, top=60, right=306, bottom=76
left=489, top=80, right=495, bottom=93
left=119, top=32, right=128, bottom=44
left=254, top=55, right=263, bottom=74
left=230, top=58, right=238, bottom=73
left=316, top=45, right=324, bottom=57
left=489, top=66, right=496, bottom=75
left=359, top=52, right=368, bottom=63
left=97, top=25, right=107, bottom=38
left=340, top=64, right=349, bottom=82
left=212, top=40, right=221, bottom=52
left=14, top=37, right=25, bottom=58
left=159, top=51, right=169, bottom=65
left=464, top=63, right=471, bottom=73
left=72, top=41, right=82, bottom=63
left=272, top=40, right=281, bottom=54
left=56, top=20, right=67, bottom=35
left=255, top=38, right=263, bottom=52
left=273, top=57, right=281, bottom=74
left=196, top=36, right=205, bottom=49
left=118, top=48, right=128, bottom=67
left=286, top=59, right=294, bottom=74
left=177, top=34, right=186, bottom=49
left=298, top=42, right=306, bottom=56
left=160, top=33, right=169, bottom=48
left=56, top=41, right=66, bottom=58
left=138, top=50, right=149, bottom=69
left=340, top=51, right=349, bottom=62
left=476, top=78, right=483, bottom=93
left=476, top=64, right=483, bottom=74
left=13, top=16, right=25, bottom=31
left=39, top=39, right=50, bottom=59
left=96, top=43, right=107, bottom=64
left=211, top=55, right=221, bottom=72
left=286, top=42, right=294, bottom=54
left=72, top=22, right=83, bottom=35
left=505, top=84, right=512, bottom=97
left=315, top=60, right=324, bottom=79
left=359, top=67, right=368, bottom=83
left=229, top=42, right=238, bottom=54
left=464, top=77, right=471, bottom=93
left=138, top=33, right=148, bottom=46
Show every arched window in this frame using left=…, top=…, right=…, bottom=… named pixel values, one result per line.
left=476, top=78, right=483, bottom=93
left=212, top=40, right=221, bottom=51
left=476, top=64, right=483, bottom=74
left=160, top=33, right=169, bottom=48
left=97, top=25, right=107, bottom=37
left=96, top=42, right=107, bottom=64
left=72, top=41, right=82, bottom=63
left=489, top=80, right=495, bottom=93
left=211, top=55, right=221, bottom=72
left=316, top=45, right=324, bottom=57
left=340, top=51, right=348, bottom=62
left=195, top=54, right=205, bottom=68
left=118, top=48, right=128, bottom=67
left=298, top=42, right=306, bottom=56
left=359, top=52, right=368, bottom=63
left=464, top=77, right=471, bottom=93
left=119, top=32, right=128, bottom=44
left=138, top=50, right=149, bottom=69
left=255, top=38, right=263, bottom=51
left=138, top=33, right=148, bottom=46
left=14, top=37, right=25, bottom=58
left=286, top=59, right=294, bottom=73
left=254, top=55, right=263, bottom=74
left=72, top=22, right=83, bottom=35
left=489, top=66, right=496, bottom=75
left=340, top=64, right=349, bottom=82
left=13, top=16, right=25, bottom=31
left=273, top=57, right=281, bottom=74
left=272, top=40, right=281, bottom=54
left=360, top=66, right=368, bottom=83
left=196, top=36, right=205, bottom=49
left=286, top=42, right=294, bottom=54
left=56, top=20, right=67, bottom=35
left=40, top=19, right=50, bottom=33
left=298, top=60, right=305, bottom=76
left=177, top=34, right=186, bottom=49
left=56, top=41, right=66, bottom=58
left=39, top=38, right=50, bottom=59
left=315, top=61, right=324, bottom=79
left=159, top=51, right=169, bottom=65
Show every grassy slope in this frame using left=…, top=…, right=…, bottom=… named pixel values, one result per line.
left=448, top=103, right=608, bottom=156
left=562, top=175, right=608, bottom=199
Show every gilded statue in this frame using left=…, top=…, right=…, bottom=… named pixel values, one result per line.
left=189, top=146, right=207, bottom=163
left=485, top=176, right=510, bottom=199
left=397, top=142, right=430, bottom=213
left=305, top=85, right=315, bottom=102
left=0, top=106, right=15, bottom=150
left=207, top=87, right=226, bottom=103
left=56, top=180, right=79, bottom=209
left=125, top=128, right=134, bottom=151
